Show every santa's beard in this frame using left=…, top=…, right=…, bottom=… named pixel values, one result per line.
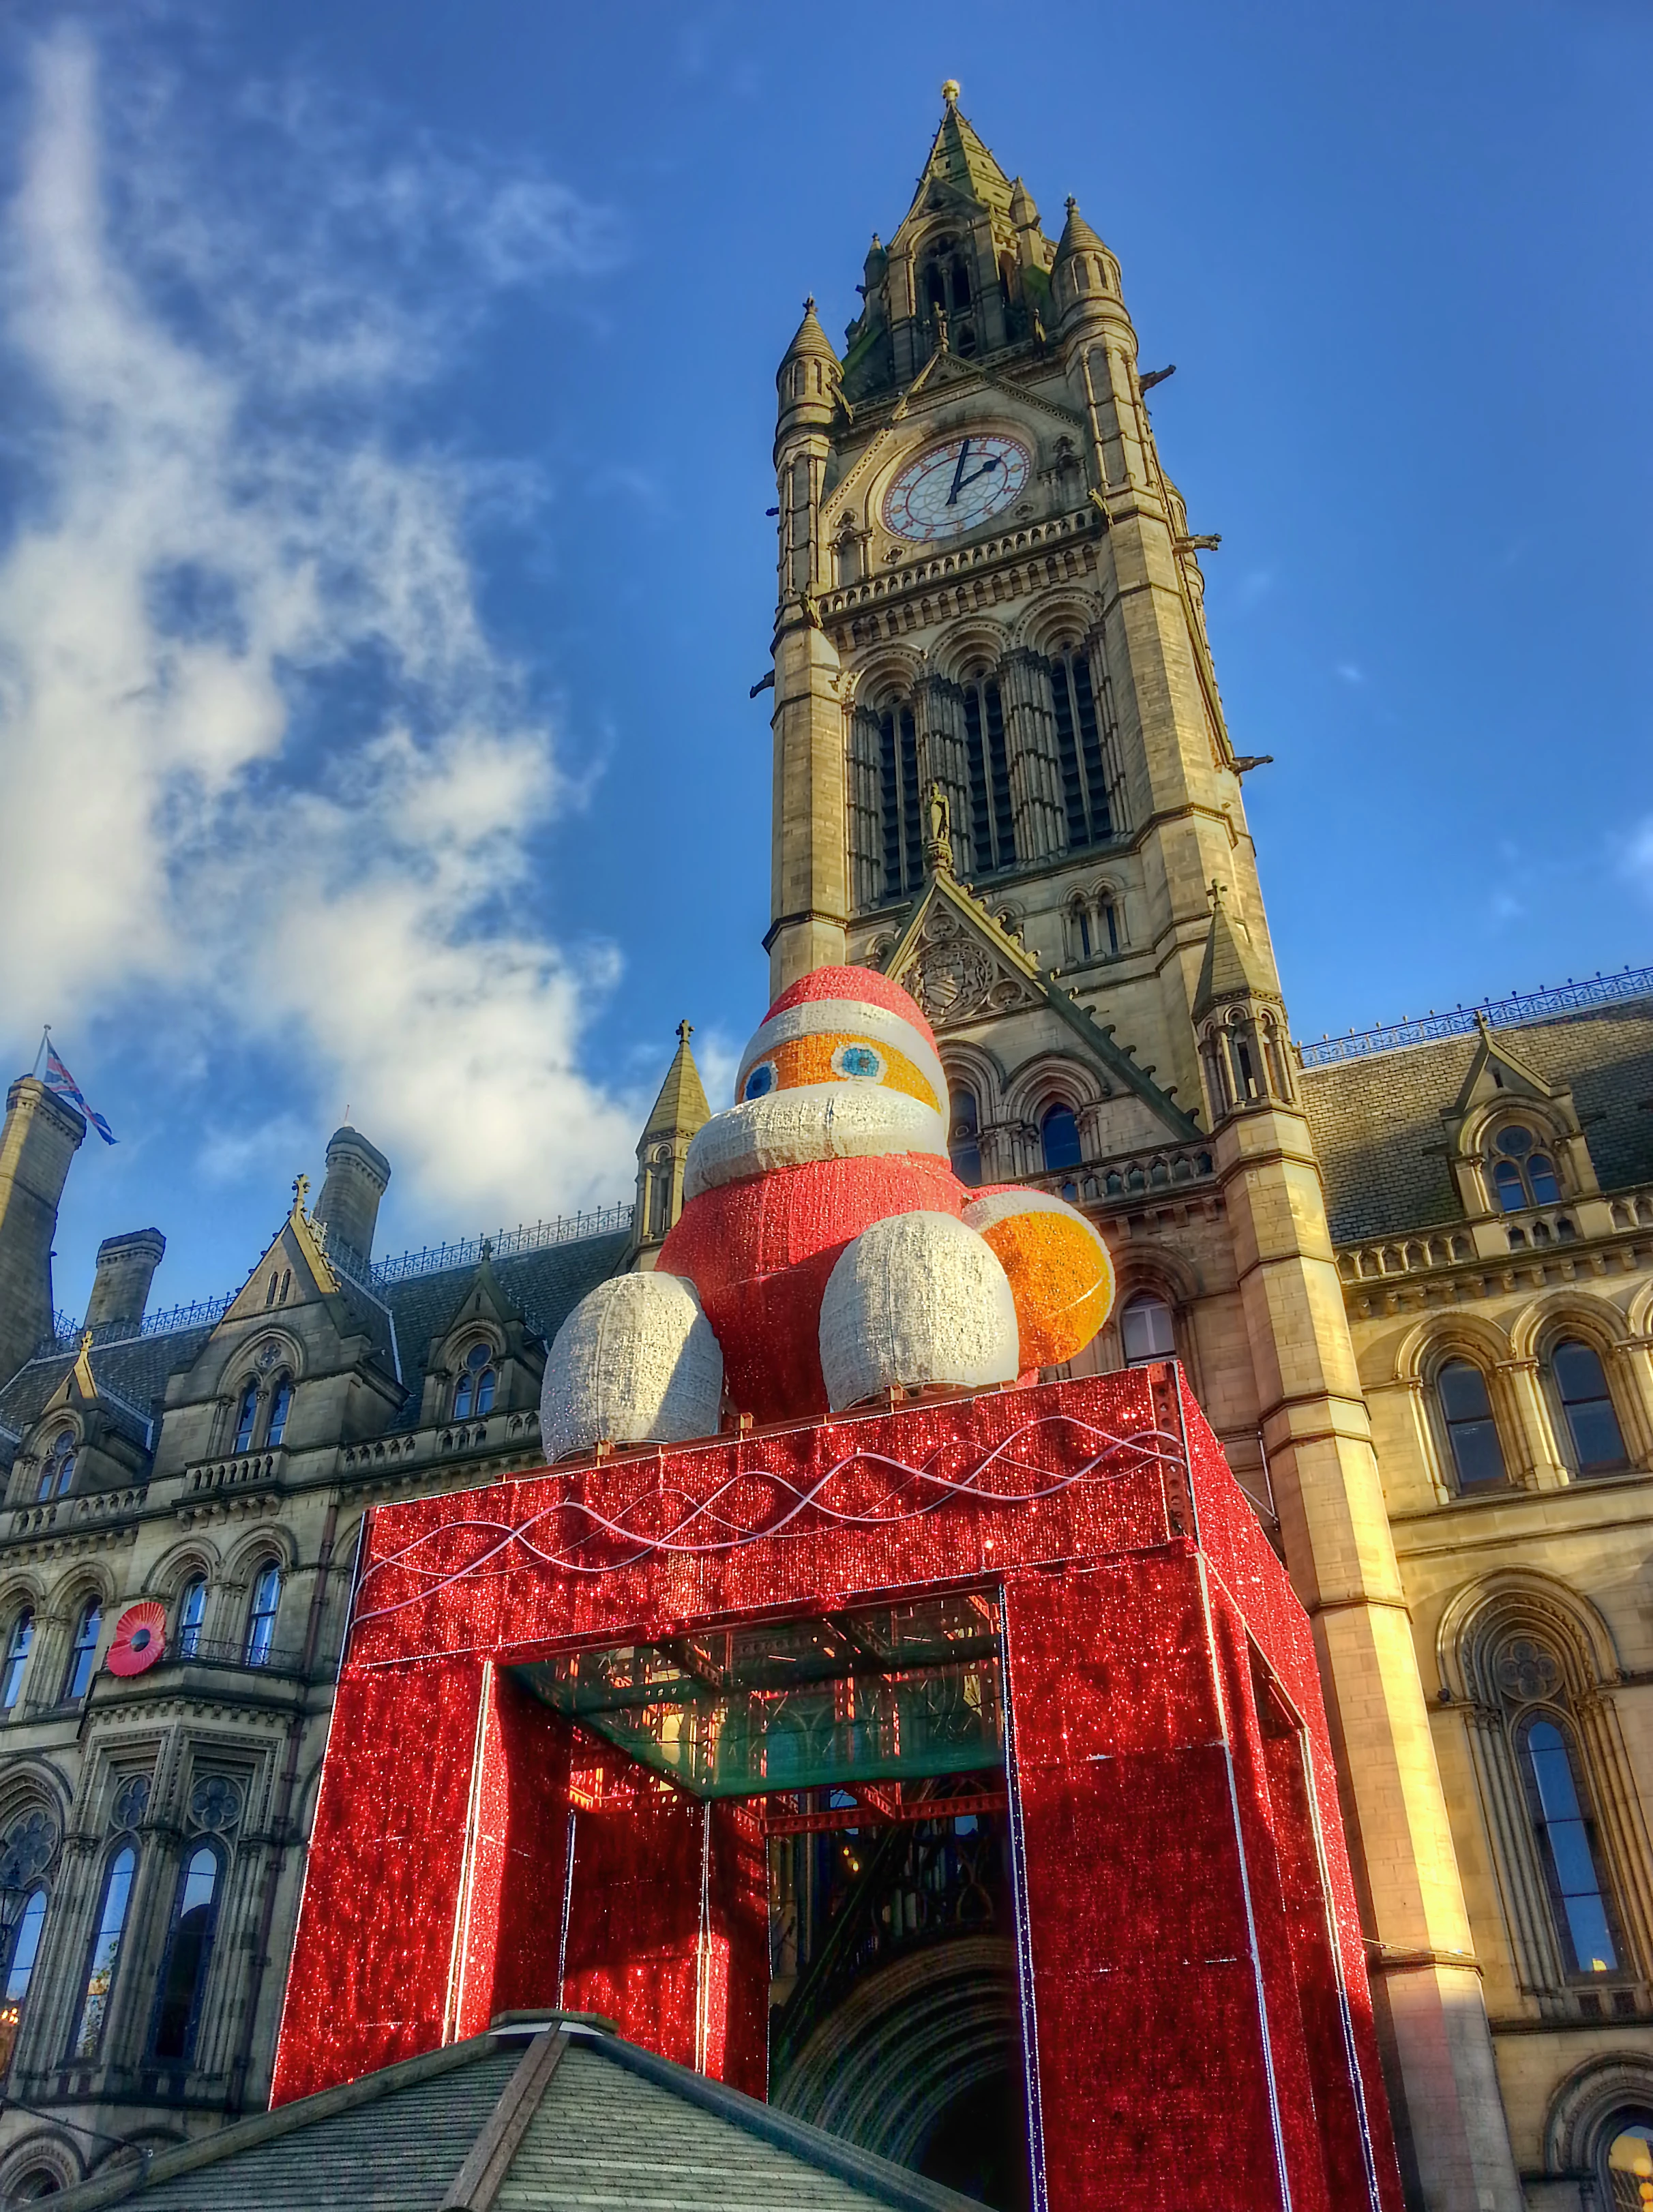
left=683, top=1083, right=949, bottom=1199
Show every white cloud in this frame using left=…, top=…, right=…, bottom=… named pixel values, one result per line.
left=0, top=27, right=639, bottom=1223
left=1620, top=817, right=1653, bottom=897
left=1335, top=662, right=1365, bottom=686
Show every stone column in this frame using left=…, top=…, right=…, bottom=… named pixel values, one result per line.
left=998, top=649, right=1065, bottom=865
left=914, top=676, right=971, bottom=877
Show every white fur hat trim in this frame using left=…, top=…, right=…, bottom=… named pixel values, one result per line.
left=684, top=1084, right=948, bottom=1199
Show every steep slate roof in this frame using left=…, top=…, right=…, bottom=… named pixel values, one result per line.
left=1299, top=1001, right=1653, bottom=1245
left=0, top=1327, right=214, bottom=1441
left=55, top=2018, right=987, bottom=2212
left=381, top=1231, right=631, bottom=1431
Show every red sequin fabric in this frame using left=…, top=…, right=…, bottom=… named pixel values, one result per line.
left=273, top=1370, right=1402, bottom=2211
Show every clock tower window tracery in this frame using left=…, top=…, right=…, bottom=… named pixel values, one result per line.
left=960, top=674, right=1015, bottom=874
left=1048, top=647, right=1112, bottom=848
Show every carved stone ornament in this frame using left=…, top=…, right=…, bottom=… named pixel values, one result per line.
left=189, top=1775, right=243, bottom=1834
left=0, top=1810, right=56, bottom=1888
left=902, top=906, right=1040, bottom=1030
left=1495, top=1638, right=1561, bottom=1705
left=111, top=1774, right=151, bottom=1832
left=256, top=1342, right=280, bottom=1372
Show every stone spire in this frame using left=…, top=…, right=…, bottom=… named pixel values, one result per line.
left=913, top=80, right=1016, bottom=220
left=1050, top=196, right=1123, bottom=327
left=632, top=1023, right=711, bottom=1268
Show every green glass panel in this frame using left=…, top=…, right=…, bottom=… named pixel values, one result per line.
left=513, top=1594, right=1004, bottom=1800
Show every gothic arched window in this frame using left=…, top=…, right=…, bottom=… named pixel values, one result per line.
left=878, top=702, right=922, bottom=897
left=1122, top=1294, right=1176, bottom=1366
left=150, top=1844, right=222, bottom=2064
left=243, top=1565, right=282, bottom=1668
left=1517, top=1714, right=1619, bottom=1977
left=1549, top=1341, right=1627, bottom=1475
left=949, top=1090, right=983, bottom=1188
left=1048, top=648, right=1111, bottom=848
left=961, top=674, right=1015, bottom=874
left=72, top=1844, right=136, bottom=2059
left=177, top=1578, right=207, bottom=1660
left=1489, top=1125, right=1561, bottom=1211
left=232, top=1385, right=258, bottom=1455
left=64, top=1599, right=101, bottom=1702
left=1, top=1611, right=33, bottom=1712
left=38, top=1432, right=76, bottom=1503
left=0, top=1885, right=47, bottom=2075
left=266, top=1379, right=293, bottom=1450
left=1040, top=1104, right=1083, bottom=1174
left=453, top=1344, right=496, bottom=1421
left=1435, top=1360, right=1508, bottom=1491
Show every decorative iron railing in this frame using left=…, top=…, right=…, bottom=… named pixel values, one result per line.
left=1298, top=965, right=1653, bottom=1068
left=32, top=1204, right=633, bottom=1361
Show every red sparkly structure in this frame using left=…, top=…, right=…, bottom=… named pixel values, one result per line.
left=274, top=1369, right=1403, bottom=2211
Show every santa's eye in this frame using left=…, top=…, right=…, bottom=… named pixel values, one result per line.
left=833, top=1045, right=884, bottom=1081
left=741, top=1061, right=777, bottom=1101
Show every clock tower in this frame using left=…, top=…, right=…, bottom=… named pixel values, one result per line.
left=764, top=85, right=1524, bottom=2212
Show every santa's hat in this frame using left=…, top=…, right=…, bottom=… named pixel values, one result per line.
left=735, top=965, right=947, bottom=1109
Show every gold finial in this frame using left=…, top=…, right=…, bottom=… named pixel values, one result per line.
left=291, top=1172, right=310, bottom=1216
left=941, top=78, right=961, bottom=105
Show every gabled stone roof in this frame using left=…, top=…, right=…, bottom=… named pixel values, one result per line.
left=53, top=2016, right=988, bottom=2212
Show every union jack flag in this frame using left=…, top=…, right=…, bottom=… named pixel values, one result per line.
left=43, top=1046, right=116, bottom=1146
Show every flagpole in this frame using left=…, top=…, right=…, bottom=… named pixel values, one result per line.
left=32, top=1027, right=48, bottom=1080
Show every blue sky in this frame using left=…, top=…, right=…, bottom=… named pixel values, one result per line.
left=0, top=1, right=1648, bottom=1318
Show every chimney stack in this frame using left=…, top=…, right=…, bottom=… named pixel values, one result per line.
left=0, top=1076, right=87, bottom=1383
left=84, top=1227, right=166, bottom=1335
left=312, top=1126, right=391, bottom=1272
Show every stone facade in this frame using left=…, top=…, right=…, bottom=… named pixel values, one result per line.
left=0, top=82, right=1644, bottom=2212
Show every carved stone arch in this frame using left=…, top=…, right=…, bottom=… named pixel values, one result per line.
left=1003, top=1053, right=1107, bottom=1126
left=0, top=1569, right=46, bottom=1626
left=1628, top=1279, right=1653, bottom=1339
left=223, top=1523, right=298, bottom=1590
left=843, top=642, right=923, bottom=709
left=1012, top=590, right=1104, bottom=658
left=929, top=615, right=1013, bottom=683
left=937, top=1039, right=1007, bottom=1122
left=1392, top=1309, right=1511, bottom=1385
left=46, top=1557, right=116, bottom=1628
left=1544, top=2052, right=1653, bottom=2182
left=143, top=1537, right=223, bottom=1605
left=1114, top=1246, right=1203, bottom=1312
left=0, top=2134, right=83, bottom=2201
left=1437, top=1568, right=1620, bottom=1709
left=0, top=1756, right=71, bottom=1846
left=226, top=1326, right=306, bottom=1397
left=1509, top=1290, right=1633, bottom=1364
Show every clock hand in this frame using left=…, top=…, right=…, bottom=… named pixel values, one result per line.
left=955, top=455, right=1001, bottom=494
left=946, top=438, right=972, bottom=506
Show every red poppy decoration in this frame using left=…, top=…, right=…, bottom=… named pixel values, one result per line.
left=106, top=1602, right=166, bottom=1677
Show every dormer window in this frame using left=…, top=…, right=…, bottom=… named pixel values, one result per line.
left=267, top=1379, right=293, bottom=1449
left=37, top=1432, right=76, bottom=1503
left=453, top=1344, right=496, bottom=1421
left=1490, top=1126, right=1561, bottom=1212
left=232, top=1385, right=258, bottom=1455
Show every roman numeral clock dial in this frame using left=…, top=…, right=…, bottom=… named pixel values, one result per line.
left=882, top=432, right=1032, bottom=543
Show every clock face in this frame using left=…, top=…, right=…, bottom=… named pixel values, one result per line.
left=882, top=432, right=1032, bottom=543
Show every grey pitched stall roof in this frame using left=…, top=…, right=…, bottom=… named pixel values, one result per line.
left=50, top=2015, right=988, bottom=2212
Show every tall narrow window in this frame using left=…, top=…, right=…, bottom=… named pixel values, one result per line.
left=1, top=1612, right=33, bottom=1712
left=878, top=704, right=922, bottom=897
left=961, top=677, right=1015, bottom=875
left=1518, top=1716, right=1618, bottom=1975
left=949, top=1090, right=983, bottom=1189
left=151, top=1845, right=220, bottom=2064
left=0, top=1888, right=47, bottom=2075
left=1048, top=649, right=1111, bottom=848
left=1122, top=1295, right=1176, bottom=1366
left=233, top=1385, right=258, bottom=1455
left=1436, top=1361, right=1507, bottom=1490
left=73, top=1845, right=136, bottom=2058
left=1551, top=1341, right=1627, bottom=1474
left=64, top=1600, right=101, bottom=1702
left=37, top=1433, right=76, bottom=1503
left=177, top=1579, right=207, bottom=1660
left=243, top=1566, right=281, bottom=1667
left=1490, top=1126, right=1562, bottom=1210
left=1040, top=1104, right=1082, bottom=1174
left=453, top=1344, right=496, bottom=1421
left=265, top=1379, right=293, bottom=1449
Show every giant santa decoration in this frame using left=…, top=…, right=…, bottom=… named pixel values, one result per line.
left=540, top=966, right=1116, bottom=1454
